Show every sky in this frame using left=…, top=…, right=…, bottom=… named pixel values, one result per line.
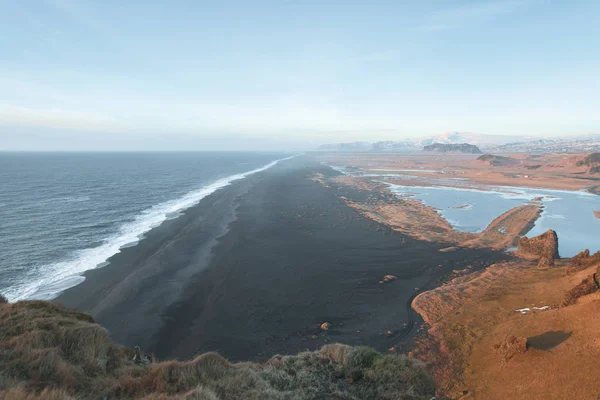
left=1, top=0, right=599, bottom=150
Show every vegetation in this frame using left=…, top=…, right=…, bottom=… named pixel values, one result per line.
left=0, top=300, right=435, bottom=399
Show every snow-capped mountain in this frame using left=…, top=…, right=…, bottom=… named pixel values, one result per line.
left=317, top=132, right=600, bottom=153
left=487, top=136, right=600, bottom=153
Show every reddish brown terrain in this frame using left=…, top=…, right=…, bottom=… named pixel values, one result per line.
left=325, top=174, right=541, bottom=251
left=316, top=152, right=600, bottom=192
left=313, top=151, right=600, bottom=399
left=411, top=246, right=600, bottom=400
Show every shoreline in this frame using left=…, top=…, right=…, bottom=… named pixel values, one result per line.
left=316, top=152, right=600, bottom=194
left=56, top=156, right=505, bottom=361
left=7, top=154, right=296, bottom=303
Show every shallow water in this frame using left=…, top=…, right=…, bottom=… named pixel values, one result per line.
left=387, top=184, right=600, bottom=257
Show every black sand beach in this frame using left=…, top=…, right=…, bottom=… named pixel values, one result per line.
left=57, top=156, right=503, bottom=361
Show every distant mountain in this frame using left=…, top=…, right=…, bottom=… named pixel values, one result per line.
left=488, top=136, right=600, bottom=153
left=423, top=143, right=483, bottom=154
left=317, top=133, right=600, bottom=153
left=317, top=132, right=520, bottom=152
left=318, top=132, right=600, bottom=153
left=416, top=132, right=517, bottom=147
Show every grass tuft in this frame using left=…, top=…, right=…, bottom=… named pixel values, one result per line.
left=0, top=301, right=435, bottom=399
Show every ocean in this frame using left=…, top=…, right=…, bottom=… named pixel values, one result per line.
left=0, top=152, right=290, bottom=302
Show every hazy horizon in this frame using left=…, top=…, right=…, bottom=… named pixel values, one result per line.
left=2, top=1, right=599, bottom=151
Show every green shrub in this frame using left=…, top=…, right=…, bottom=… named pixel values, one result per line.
left=350, top=346, right=381, bottom=369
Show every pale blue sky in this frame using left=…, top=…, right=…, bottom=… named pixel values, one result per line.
left=1, top=0, right=599, bottom=150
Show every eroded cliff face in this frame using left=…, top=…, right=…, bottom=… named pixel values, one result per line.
left=517, top=229, right=559, bottom=266
left=562, top=267, right=600, bottom=306
left=411, top=242, right=600, bottom=400
left=565, top=249, right=600, bottom=275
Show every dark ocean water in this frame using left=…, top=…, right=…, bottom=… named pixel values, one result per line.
left=0, top=152, right=290, bottom=301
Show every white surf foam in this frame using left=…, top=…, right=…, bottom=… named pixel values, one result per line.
left=322, top=163, right=349, bottom=175
left=5, top=155, right=297, bottom=302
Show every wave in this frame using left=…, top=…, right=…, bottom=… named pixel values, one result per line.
left=5, top=155, right=296, bottom=302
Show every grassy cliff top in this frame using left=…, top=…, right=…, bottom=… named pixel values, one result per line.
left=0, top=298, right=434, bottom=400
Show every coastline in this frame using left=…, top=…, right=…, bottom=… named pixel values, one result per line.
left=9, top=154, right=296, bottom=302
left=56, top=156, right=504, bottom=361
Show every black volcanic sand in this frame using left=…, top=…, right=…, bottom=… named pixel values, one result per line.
left=57, top=156, right=506, bottom=361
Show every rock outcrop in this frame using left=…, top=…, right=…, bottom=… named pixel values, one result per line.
left=565, top=249, right=600, bottom=275
left=576, top=153, right=600, bottom=174
left=576, top=153, right=600, bottom=167
left=562, top=268, right=600, bottom=306
left=516, top=229, right=559, bottom=266
left=320, top=322, right=331, bottom=331
left=493, top=335, right=528, bottom=362
left=476, top=154, right=516, bottom=166
left=422, top=143, right=483, bottom=154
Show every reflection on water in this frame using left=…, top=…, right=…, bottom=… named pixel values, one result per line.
left=387, top=184, right=600, bottom=257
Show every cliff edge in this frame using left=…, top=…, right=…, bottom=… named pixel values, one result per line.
left=0, top=298, right=435, bottom=400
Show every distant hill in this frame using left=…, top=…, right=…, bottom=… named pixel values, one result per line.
left=576, top=153, right=600, bottom=174
left=488, top=137, right=600, bottom=153
left=317, top=133, right=600, bottom=154
left=317, top=132, right=511, bottom=152
left=476, top=154, right=517, bottom=166
left=576, top=153, right=600, bottom=167
left=423, top=143, right=483, bottom=154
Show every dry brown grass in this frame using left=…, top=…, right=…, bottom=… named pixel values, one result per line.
left=319, top=343, right=353, bottom=367
left=138, top=386, right=219, bottom=400
left=0, top=300, right=435, bottom=400
left=1, top=387, right=76, bottom=400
